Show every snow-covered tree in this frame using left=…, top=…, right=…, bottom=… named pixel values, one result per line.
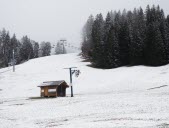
left=11, top=34, right=21, bottom=64
left=20, top=36, right=34, bottom=61
left=40, top=42, right=51, bottom=57
left=81, top=15, right=94, bottom=58
left=55, top=42, right=65, bottom=54
left=82, top=5, right=169, bottom=68
left=0, top=29, right=11, bottom=67
left=31, top=40, right=39, bottom=58
left=90, top=13, right=105, bottom=68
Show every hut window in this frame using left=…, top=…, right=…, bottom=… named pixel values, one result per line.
left=48, top=89, right=56, bottom=92
left=41, top=89, right=44, bottom=92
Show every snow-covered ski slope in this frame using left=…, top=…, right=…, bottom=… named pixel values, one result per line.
left=0, top=53, right=169, bottom=128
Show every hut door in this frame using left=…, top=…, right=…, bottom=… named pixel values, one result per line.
left=57, top=85, right=64, bottom=97
left=44, top=87, right=48, bottom=96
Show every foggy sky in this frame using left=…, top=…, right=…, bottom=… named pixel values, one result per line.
left=0, top=0, right=168, bottom=46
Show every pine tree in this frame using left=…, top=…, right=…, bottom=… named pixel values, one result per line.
left=20, top=36, right=34, bottom=61
left=90, top=14, right=105, bottom=68
left=145, top=5, right=168, bottom=65
left=0, top=31, right=3, bottom=67
left=0, top=30, right=11, bottom=67
left=166, top=15, right=169, bottom=52
left=129, top=8, right=145, bottom=65
left=106, top=25, right=120, bottom=68
left=145, top=22, right=167, bottom=66
left=81, top=15, right=94, bottom=58
left=31, top=40, right=39, bottom=58
left=118, top=10, right=130, bottom=66
left=167, top=15, right=169, bottom=24
left=0, top=29, right=7, bottom=67
left=11, top=34, right=20, bottom=64
left=11, top=34, right=18, bottom=52
left=40, top=42, right=51, bottom=57
left=55, top=42, right=64, bottom=54
left=158, top=8, right=169, bottom=62
left=104, top=12, right=112, bottom=38
left=4, top=32, right=11, bottom=66
left=104, top=12, right=114, bottom=68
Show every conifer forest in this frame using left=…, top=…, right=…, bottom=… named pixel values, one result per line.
left=81, top=5, right=169, bottom=69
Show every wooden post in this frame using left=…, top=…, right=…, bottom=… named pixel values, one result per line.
left=40, top=87, right=42, bottom=97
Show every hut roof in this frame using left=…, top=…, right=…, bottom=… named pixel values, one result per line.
left=38, top=80, right=68, bottom=87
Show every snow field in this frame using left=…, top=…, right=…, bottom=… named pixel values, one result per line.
left=0, top=53, right=169, bottom=128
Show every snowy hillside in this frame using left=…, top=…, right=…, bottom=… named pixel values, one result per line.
left=0, top=53, right=169, bottom=128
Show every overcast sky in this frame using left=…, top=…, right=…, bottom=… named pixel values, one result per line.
left=0, top=0, right=168, bottom=46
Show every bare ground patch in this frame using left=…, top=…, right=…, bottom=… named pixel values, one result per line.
left=147, top=85, right=168, bottom=90
left=157, top=123, right=169, bottom=128
left=35, top=118, right=69, bottom=128
left=92, top=117, right=162, bottom=122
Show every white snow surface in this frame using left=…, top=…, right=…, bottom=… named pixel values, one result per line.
left=0, top=53, right=169, bottom=128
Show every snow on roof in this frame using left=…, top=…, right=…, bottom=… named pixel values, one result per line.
left=38, top=80, right=66, bottom=87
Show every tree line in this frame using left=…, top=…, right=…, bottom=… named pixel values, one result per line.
left=81, top=5, right=169, bottom=69
left=0, top=28, right=52, bottom=68
left=55, top=41, right=67, bottom=54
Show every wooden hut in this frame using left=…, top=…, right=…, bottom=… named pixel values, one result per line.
left=38, top=80, right=69, bottom=97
